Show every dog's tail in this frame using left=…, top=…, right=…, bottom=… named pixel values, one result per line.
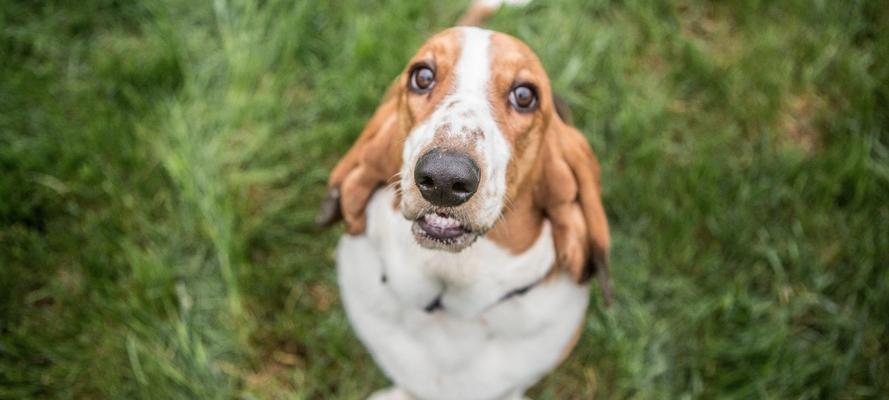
left=457, top=0, right=531, bottom=27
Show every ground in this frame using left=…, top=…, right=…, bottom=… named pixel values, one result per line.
left=1, top=0, right=888, bottom=399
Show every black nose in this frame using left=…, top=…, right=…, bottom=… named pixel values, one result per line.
left=414, top=150, right=480, bottom=207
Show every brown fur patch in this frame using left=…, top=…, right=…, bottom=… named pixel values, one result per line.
left=535, top=119, right=612, bottom=303
left=484, top=32, right=553, bottom=254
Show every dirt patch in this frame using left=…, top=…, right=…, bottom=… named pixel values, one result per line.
left=307, top=282, right=336, bottom=312
left=780, top=92, right=826, bottom=153
left=675, top=1, right=741, bottom=65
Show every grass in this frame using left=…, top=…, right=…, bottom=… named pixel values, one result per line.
left=1, top=0, right=887, bottom=398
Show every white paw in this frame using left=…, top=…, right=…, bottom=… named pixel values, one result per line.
left=498, top=391, right=530, bottom=400
left=368, top=387, right=414, bottom=400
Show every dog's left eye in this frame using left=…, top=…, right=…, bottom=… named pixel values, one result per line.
left=509, top=85, right=538, bottom=112
left=409, top=65, right=436, bottom=93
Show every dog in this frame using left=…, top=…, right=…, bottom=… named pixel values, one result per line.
left=317, top=1, right=611, bottom=398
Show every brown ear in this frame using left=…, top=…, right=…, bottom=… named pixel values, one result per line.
left=535, top=118, right=612, bottom=305
left=316, top=82, right=404, bottom=235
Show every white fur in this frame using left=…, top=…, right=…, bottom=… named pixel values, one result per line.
left=338, top=189, right=589, bottom=400
left=400, top=27, right=511, bottom=227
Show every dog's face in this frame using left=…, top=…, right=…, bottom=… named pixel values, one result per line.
left=322, top=27, right=610, bottom=296
left=396, top=27, right=555, bottom=252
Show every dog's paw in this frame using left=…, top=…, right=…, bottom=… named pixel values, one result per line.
left=496, top=393, right=530, bottom=400
left=368, top=387, right=414, bottom=400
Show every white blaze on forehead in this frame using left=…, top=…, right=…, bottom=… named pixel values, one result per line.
left=454, top=27, right=492, bottom=100
left=401, top=27, right=511, bottom=227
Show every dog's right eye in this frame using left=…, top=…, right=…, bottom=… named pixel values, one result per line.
left=509, top=84, right=538, bottom=112
left=409, top=65, right=436, bottom=93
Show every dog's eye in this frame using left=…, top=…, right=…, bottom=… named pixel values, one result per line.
left=409, top=65, right=436, bottom=93
left=509, top=85, right=538, bottom=112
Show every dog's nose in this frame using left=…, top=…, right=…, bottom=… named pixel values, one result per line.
left=414, top=150, right=480, bottom=207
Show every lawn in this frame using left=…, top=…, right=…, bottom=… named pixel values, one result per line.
left=1, top=0, right=887, bottom=398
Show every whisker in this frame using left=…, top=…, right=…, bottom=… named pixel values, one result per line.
left=501, top=192, right=515, bottom=214
left=386, top=171, right=403, bottom=185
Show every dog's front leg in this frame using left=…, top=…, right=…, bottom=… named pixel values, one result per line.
left=498, top=390, right=530, bottom=400
left=367, top=387, right=415, bottom=400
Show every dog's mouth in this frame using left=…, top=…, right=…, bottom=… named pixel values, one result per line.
left=411, top=212, right=479, bottom=252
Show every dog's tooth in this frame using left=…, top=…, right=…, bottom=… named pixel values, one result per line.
left=423, top=213, right=463, bottom=229
left=427, top=214, right=443, bottom=226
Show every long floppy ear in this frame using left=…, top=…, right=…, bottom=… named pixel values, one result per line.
left=316, top=82, right=404, bottom=235
left=535, top=118, right=612, bottom=305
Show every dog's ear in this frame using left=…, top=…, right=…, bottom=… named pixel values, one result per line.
left=552, top=91, right=573, bottom=126
left=316, top=83, right=405, bottom=235
left=535, top=117, right=612, bottom=305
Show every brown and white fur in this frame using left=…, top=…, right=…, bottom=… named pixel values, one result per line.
left=318, top=2, right=611, bottom=399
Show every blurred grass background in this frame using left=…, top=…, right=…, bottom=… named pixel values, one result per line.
left=1, top=0, right=888, bottom=398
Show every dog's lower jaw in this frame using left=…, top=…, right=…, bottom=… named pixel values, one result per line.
left=410, top=221, right=479, bottom=252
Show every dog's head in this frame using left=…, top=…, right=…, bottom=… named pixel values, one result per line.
left=321, top=27, right=610, bottom=297
left=398, top=27, right=556, bottom=252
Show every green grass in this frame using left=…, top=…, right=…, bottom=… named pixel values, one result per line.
left=1, top=0, right=887, bottom=398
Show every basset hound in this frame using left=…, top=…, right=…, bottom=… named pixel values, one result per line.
left=317, top=2, right=611, bottom=399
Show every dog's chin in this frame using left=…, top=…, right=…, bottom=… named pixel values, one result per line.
left=411, top=212, right=480, bottom=252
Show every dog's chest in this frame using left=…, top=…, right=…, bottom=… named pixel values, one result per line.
left=336, top=189, right=589, bottom=400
